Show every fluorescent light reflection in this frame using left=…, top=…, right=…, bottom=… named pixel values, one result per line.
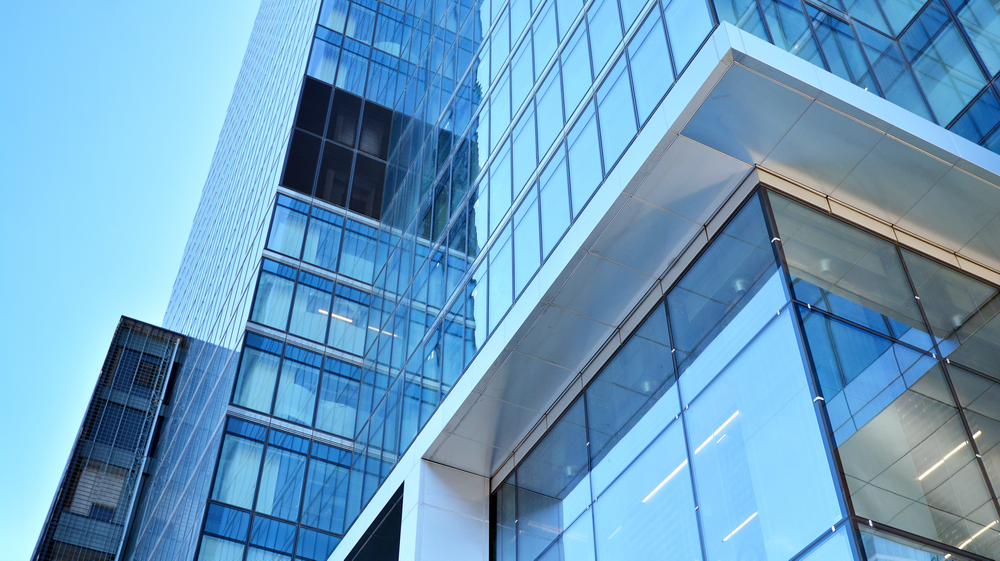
left=642, top=459, right=688, bottom=503
left=695, top=410, right=740, bottom=454
left=918, top=431, right=982, bottom=481
left=959, top=520, right=997, bottom=551
left=722, top=512, right=758, bottom=542
left=317, top=309, right=353, bottom=323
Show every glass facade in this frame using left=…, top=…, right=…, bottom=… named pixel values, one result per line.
left=491, top=189, right=1000, bottom=560
left=65, top=0, right=1000, bottom=553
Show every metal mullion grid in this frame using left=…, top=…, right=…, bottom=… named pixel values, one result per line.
left=951, top=82, right=1000, bottom=145
left=796, top=0, right=837, bottom=74
left=660, top=298, right=713, bottom=561
left=856, top=516, right=995, bottom=561
left=895, top=243, right=1000, bottom=541
left=758, top=188, right=869, bottom=561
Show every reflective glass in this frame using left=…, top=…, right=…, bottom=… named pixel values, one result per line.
left=834, top=356, right=997, bottom=557
left=714, top=0, right=768, bottom=39
left=769, top=192, right=933, bottom=350
left=204, top=503, right=251, bottom=542
left=246, top=548, right=290, bottom=561
left=567, top=102, right=602, bottom=217
left=901, top=249, right=1000, bottom=378
left=302, top=215, right=343, bottom=272
left=810, top=9, right=879, bottom=91
left=197, top=536, right=245, bottom=561
left=561, top=26, right=593, bottom=114
left=495, top=476, right=516, bottom=561
left=302, top=458, right=350, bottom=534
left=268, top=205, right=307, bottom=258
left=799, top=526, right=855, bottom=560
left=663, top=0, right=712, bottom=71
left=289, top=282, right=332, bottom=343
left=958, top=0, right=1000, bottom=77
left=307, top=39, right=341, bottom=84
left=251, top=268, right=295, bottom=331
left=539, top=151, right=570, bottom=258
left=534, top=1, right=559, bottom=70
left=859, top=526, right=978, bottom=560
left=340, top=220, right=378, bottom=283
left=533, top=511, right=595, bottom=561
left=593, top=420, right=701, bottom=560
left=273, top=359, right=319, bottom=425
left=513, top=186, right=541, bottom=296
left=250, top=517, right=296, bottom=554
left=907, top=19, right=986, bottom=124
left=761, top=0, right=824, bottom=66
left=628, top=13, right=672, bottom=123
left=800, top=308, right=940, bottom=445
left=317, top=365, right=361, bottom=437
left=596, top=57, right=637, bottom=166
left=328, top=286, right=369, bottom=356
left=686, top=313, right=842, bottom=560
left=512, top=108, right=537, bottom=193
left=211, top=434, right=263, bottom=509
left=669, top=195, right=785, bottom=401
left=516, top=400, right=591, bottom=560
left=296, top=528, right=341, bottom=561
left=256, top=447, right=307, bottom=521
left=233, top=348, right=281, bottom=413
left=949, top=87, right=1000, bottom=143
left=535, top=68, right=564, bottom=154
left=587, top=0, right=623, bottom=73
left=488, top=225, right=513, bottom=333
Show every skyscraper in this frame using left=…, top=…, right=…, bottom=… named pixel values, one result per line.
left=34, top=0, right=1000, bottom=559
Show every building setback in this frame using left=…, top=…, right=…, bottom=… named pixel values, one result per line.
left=32, top=0, right=1000, bottom=559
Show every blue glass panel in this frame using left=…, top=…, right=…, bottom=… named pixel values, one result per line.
left=800, top=526, right=855, bottom=560
left=539, top=151, right=570, bottom=257
left=233, top=348, right=281, bottom=414
left=211, top=434, right=264, bottom=509
left=303, top=216, right=342, bottom=272
left=950, top=87, right=1000, bottom=143
left=810, top=9, right=879, bottom=92
left=561, top=26, right=593, bottom=114
left=273, top=359, right=319, bottom=425
left=663, top=0, right=711, bottom=72
left=596, top=57, right=637, bottom=166
left=856, top=24, right=935, bottom=121
left=256, top=446, right=306, bottom=521
left=513, top=186, right=541, bottom=296
left=512, top=108, right=537, bottom=193
left=686, top=312, right=842, bottom=560
left=714, top=0, right=768, bottom=40
left=250, top=517, right=296, bottom=554
left=760, top=0, right=824, bottom=66
left=567, top=102, right=602, bottom=217
left=488, top=225, right=514, bottom=333
left=587, top=0, right=624, bottom=73
left=535, top=67, right=565, bottom=154
left=957, top=0, right=1000, bottom=76
left=226, top=417, right=268, bottom=441
left=268, top=205, right=307, bottom=258
left=296, top=528, right=341, bottom=561
left=628, top=13, right=672, bottom=122
left=533, top=0, right=560, bottom=70
left=203, top=503, right=251, bottom=542
left=307, top=38, right=341, bottom=84
left=593, top=420, right=701, bottom=560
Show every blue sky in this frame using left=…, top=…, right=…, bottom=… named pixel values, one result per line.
left=0, top=3, right=260, bottom=558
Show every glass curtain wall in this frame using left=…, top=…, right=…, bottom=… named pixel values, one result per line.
left=490, top=189, right=1000, bottom=561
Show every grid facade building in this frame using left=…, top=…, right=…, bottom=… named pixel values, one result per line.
left=34, top=0, right=1000, bottom=557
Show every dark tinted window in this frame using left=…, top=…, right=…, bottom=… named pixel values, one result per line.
left=359, top=101, right=392, bottom=159
left=296, top=78, right=332, bottom=135
left=316, top=142, right=354, bottom=206
left=350, top=155, right=386, bottom=219
left=282, top=130, right=321, bottom=195
left=329, top=90, right=362, bottom=147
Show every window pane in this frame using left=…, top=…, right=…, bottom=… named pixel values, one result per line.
left=951, top=367, right=1000, bottom=537
left=302, top=216, right=343, bottom=272
left=256, top=447, right=307, bottom=521
left=769, top=192, right=933, bottom=350
left=713, top=0, right=768, bottom=40
left=561, top=26, right=593, bottom=114
left=958, top=0, right=1000, bottom=77
left=289, top=283, right=332, bottom=343
left=587, top=0, right=623, bottom=73
left=535, top=67, right=564, bottom=155
left=512, top=107, right=537, bottom=193
left=629, top=13, right=671, bottom=123
left=273, top=359, right=319, bottom=425
left=489, top=226, right=513, bottom=334
left=686, top=313, right=842, bottom=560
left=663, top=0, right=712, bottom=71
left=246, top=548, right=290, bottom=561
left=587, top=307, right=676, bottom=494
left=810, top=9, right=878, bottom=91
left=908, top=22, right=986, bottom=124
left=516, top=400, right=591, bottom=561
left=669, top=195, right=784, bottom=401
left=251, top=270, right=294, bottom=331
left=567, top=102, right=602, bottom=216
left=539, top=152, right=570, bottom=257
left=203, top=503, right=250, bottom=542
left=197, top=536, right=245, bottom=561
left=307, top=38, right=341, bottom=84
left=597, top=57, right=637, bottom=166
left=593, top=420, right=701, bottom=560
left=317, top=369, right=360, bottom=437
left=267, top=205, right=307, bottom=258
left=250, top=517, right=296, bottom=554
left=329, top=286, right=370, bottom=356
left=296, top=528, right=341, bottom=561
left=761, top=0, right=823, bottom=66
left=901, top=249, right=1000, bottom=377
left=302, top=459, right=351, bottom=534
left=211, top=434, right=263, bottom=509
left=233, top=348, right=280, bottom=413
left=339, top=220, right=377, bottom=282
left=513, top=186, right=541, bottom=296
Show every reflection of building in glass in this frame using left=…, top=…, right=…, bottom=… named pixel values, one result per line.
left=33, top=0, right=1000, bottom=558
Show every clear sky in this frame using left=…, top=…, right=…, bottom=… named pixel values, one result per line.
left=0, top=2, right=261, bottom=558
